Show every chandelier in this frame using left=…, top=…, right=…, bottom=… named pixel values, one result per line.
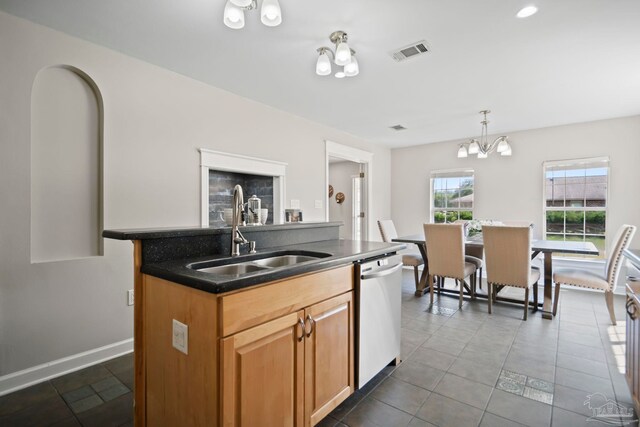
left=457, top=110, right=512, bottom=159
left=223, top=0, right=282, bottom=29
left=315, top=31, right=359, bottom=78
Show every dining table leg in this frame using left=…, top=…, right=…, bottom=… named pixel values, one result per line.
left=542, top=250, right=554, bottom=319
left=415, top=243, right=429, bottom=297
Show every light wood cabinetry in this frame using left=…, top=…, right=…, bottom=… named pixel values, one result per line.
left=626, top=280, right=640, bottom=415
left=140, top=265, right=354, bottom=427
left=304, top=292, right=354, bottom=426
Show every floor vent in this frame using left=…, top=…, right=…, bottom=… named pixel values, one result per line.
left=391, top=40, right=430, bottom=62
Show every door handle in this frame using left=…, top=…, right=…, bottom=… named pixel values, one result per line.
left=305, top=315, right=315, bottom=338
left=297, top=318, right=305, bottom=342
left=361, top=263, right=403, bottom=280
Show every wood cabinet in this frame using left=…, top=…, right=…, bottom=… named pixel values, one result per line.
left=220, top=292, right=354, bottom=427
left=626, top=280, right=640, bottom=415
left=141, top=265, right=354, bottom=427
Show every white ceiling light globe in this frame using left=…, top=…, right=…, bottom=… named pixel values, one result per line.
left=316, top=51, right=332, bottom=76
left=478, top=151, right=488, bottom=159
left=457, top=145, right=468, bottom=158
left=468, top=140, right=480, bottom=154
left=335, top=42, right=352, bottom=66
left=497, top=137, right=509, bottom=153
left=344, top=56, right=359, bottom=77
left=335, top=70, right=346, bottom=79
left=261, top=0, right=282, bottom=27
left=223, top=1, right=245, bottom=29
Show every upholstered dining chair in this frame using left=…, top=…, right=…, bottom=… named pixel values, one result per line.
left=423, top=223, right=477, bottom=308
left=483, top=225, right=539, bottom=320
left=378, top=219, right=424, bottom=289
left=454, top=220, right=484, bottom=289
left=553, top=224, right=636, bottom=325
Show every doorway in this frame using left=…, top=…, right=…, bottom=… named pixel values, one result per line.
left=325, top=141, right=373, bottom=241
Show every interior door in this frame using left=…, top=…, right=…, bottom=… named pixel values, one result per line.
left=352, top=170, right=366, bottom=241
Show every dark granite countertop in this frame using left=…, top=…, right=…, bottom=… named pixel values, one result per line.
left=103, top=221, right=343, bottom=240
left=142, top=239, right=406, bottom=294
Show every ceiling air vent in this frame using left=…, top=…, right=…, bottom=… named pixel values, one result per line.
left=389, top=125, right=407, bottom=131
left=391, top=40, right=430, bottom=62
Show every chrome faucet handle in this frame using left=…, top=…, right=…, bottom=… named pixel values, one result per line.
left=249, top=241, right=256, bottom=254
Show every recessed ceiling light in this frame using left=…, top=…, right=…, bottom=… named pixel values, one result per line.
left=516, top=5, right=538, bottom=18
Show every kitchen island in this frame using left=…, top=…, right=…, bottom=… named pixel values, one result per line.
left=104, top=222, right=404, bottom=427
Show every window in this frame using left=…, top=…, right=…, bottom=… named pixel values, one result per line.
left=431, top=170, right=474, bottom=223
left=543, top=157, right=609, bottom=259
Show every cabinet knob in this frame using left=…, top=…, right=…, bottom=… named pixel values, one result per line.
left=306, top=315, right=315, bottom=338
left=627, top=299, right=638, bottom=320
left=297, top=318, right=305, bottom=342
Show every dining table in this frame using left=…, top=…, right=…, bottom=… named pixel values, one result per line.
left=392, top=233, right=599, bottom=319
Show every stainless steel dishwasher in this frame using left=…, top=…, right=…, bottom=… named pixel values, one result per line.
left=355, top=254, right=403, bottom=388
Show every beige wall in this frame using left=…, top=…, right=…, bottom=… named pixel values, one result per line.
left=0, top=12, right=390, bottom=377
left=391, top=115, right=640, bottom=252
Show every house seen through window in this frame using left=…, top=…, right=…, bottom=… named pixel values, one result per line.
left=431, top=170, right=474, bottom=223
left=543, top=157, right=609, bottom=259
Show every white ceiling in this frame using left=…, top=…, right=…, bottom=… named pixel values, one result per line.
left=2, top=0, right=639, bottom=148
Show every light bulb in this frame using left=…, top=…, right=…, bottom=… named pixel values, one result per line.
left=316, top=51, right=331, bottom=76
left=457, top=145, right=468, bottom=158
left=468, top=140, right=480, bottom=154
left=223, top=1, right=245, bottom=29
left=478, top=151, right=488, bottom=159
left=497, top=137, right=509, bottom=153
left=344, top=56, right=359, bottom=77
left=501, top=145, right=513, bottom=156
left=335, top=70, right=346, bottom=79
left=335, top=41, right=352, bottom=66
left=230, top=0, right=252, bottom=7
left=261, top=0, right=282, bottom=27
left=517, top=6, right=538, bottom=18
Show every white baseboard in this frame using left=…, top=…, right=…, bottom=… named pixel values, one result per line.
left=0, top=338, right=133, bottom=397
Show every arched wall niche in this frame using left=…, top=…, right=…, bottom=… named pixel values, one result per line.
left=30, top=65, right=104, bottom=263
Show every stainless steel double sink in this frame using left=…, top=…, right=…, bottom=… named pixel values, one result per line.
left=187, top=251, right=332, bottom=277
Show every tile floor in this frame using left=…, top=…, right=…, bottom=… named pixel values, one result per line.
left=0, top=270, right=637, bottom=426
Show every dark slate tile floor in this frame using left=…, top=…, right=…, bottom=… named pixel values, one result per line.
left=1, top=271, right=638, bottom=426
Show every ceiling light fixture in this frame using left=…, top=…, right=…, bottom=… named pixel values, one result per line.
left=315, top=31, right=360, bottom=78
left=223, top=0, right=281, bottom=29
left=516, top=5, right=538, bottom=18
left=457, top=110, right=512, bottom=159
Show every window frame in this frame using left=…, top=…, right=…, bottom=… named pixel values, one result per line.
left=430, top=168, right=475, bottom=223
left=542, top=156, right=610, bottom=259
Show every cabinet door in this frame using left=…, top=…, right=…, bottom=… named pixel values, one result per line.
left=305, top=292, right=354, bottom=426
left=221, top=310, right=305, bottom=427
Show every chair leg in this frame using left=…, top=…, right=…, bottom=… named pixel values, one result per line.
left=478, top=267, right=483, bottom=289
left=523, top=287, right=530, bottom=321
left=605, top=291, right=617, bottom=325
left=457, top=279, right=463, bottom=309
left=413, top=266, right=419, bottom=289
left=429, top=274, right=434, bottom=305
left=533, top=282, right=539, bottom=312
left=488, top=282, right=493, bottom=314
left=553, top=283, right=561, bottom=316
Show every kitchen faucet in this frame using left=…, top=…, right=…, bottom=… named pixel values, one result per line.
left=230, top=185, right=256, bottom=257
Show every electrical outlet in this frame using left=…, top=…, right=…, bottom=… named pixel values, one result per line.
left=172, top=319, right=188, bottom=355
left=127, top=290, right=134, bottom=306
left=314, top=200, right=322, bottom=209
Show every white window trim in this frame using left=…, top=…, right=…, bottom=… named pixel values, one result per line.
left=541, top=156, right=610, bottom=259
left=430, top=168, right=475, bottom=223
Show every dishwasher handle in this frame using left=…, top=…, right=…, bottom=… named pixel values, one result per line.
left=361, top=263, right=403, bottom=280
